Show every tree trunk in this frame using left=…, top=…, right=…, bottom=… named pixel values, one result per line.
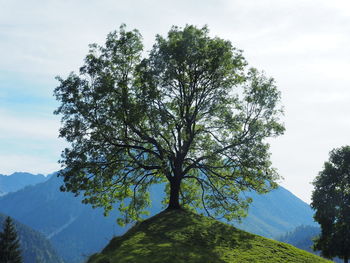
left=345, top=256, right=348, bottom=263
left=167, top=177, right=181, bottom=209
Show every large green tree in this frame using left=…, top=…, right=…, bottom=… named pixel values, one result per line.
left=0, top=217, right=22, bottom=263
left=54, top=24, right=284, bottom=223
left=311, top=146, right=350, bottom=263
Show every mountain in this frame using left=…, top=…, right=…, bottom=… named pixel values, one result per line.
left=0, top=172, right=318, bottom=262
left=87, top=209, right=330, bottom=263
left=0, top=175, right=127, bottom=263
left=277, top=225, right=342, bottom=263
left=277, top=225, right=320, bottom=253
left=233, top=187, right=318, bottom=238
left=0, top=172, right=47, bottom=195
left=0, top=213, right=64, bottom=263
left=147, top=183, right=318, bottom=239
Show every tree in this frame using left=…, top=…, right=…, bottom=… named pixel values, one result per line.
left=0, top=217, right=22, bottom=263
left=311, top=146, right=350, bottom=263
left=54, top=24, right=284, bottom=224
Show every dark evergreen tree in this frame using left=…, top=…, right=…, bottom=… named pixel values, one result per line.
left=311, top=146, right=350, bottom=263
left=0, top=216, right=22, bottom=263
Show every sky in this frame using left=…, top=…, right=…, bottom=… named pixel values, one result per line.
left=1, top=0, right=350, bottom=204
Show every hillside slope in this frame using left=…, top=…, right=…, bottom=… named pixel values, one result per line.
left=0, top=213, right=64, bottom=263
left=88, top=209, right=330, bottom=263
left=277, top=225, right=342, bottom=263
left=277, top=225, right=320, bottom=253
left=0, top=175, right=127, bottom=263
left=234, top=187, right=317, bottom=238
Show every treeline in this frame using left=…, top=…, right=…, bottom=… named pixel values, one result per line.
left=278, top=225, right=320, bottom=252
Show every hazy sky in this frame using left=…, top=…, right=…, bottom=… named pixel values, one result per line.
left=1, top=0, right=350, bottom=203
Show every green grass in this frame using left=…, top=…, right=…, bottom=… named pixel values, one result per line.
left=88, top=209, right=331, bottom=263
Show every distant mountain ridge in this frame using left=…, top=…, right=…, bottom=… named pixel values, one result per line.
left=0, top=172, right=47, bottom=195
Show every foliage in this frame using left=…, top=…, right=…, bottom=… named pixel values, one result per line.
left=54, top=24, right=284, bottom=224
left=311, top=146, right=350, bottom=262
left=87, top=209, right=331, bottom=263
left=0, top=216, right=22, bottom=263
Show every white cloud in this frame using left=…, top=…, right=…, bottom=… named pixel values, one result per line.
left=0, top=110, right=60, bottom=140
left=0, top=109, right=66, bottom=175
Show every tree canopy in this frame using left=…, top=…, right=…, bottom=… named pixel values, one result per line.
left=0, top=216, right=22, bottom=263
left=54, top=24, right=284, bottom=224
left=311, top=146, right=350, bottom=263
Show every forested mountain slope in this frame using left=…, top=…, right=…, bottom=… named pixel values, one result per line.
left=234, top=186, right=317, bottom=238
left=0, top=213, right=64, bottom=263
left=0, top=175, right=126, bottom=263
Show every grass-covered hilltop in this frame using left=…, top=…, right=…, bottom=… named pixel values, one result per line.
left=88, top=210, right=330, bottom=263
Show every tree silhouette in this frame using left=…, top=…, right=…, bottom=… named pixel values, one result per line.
left=0, top=216, right=22, bottom=263
left=311, top=146, right=350, bottom=263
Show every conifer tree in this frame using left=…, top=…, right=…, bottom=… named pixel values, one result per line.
left=0, top=216, right=22, bottom=263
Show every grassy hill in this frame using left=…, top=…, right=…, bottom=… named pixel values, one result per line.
left=88, top=209, right=330, bottom=263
